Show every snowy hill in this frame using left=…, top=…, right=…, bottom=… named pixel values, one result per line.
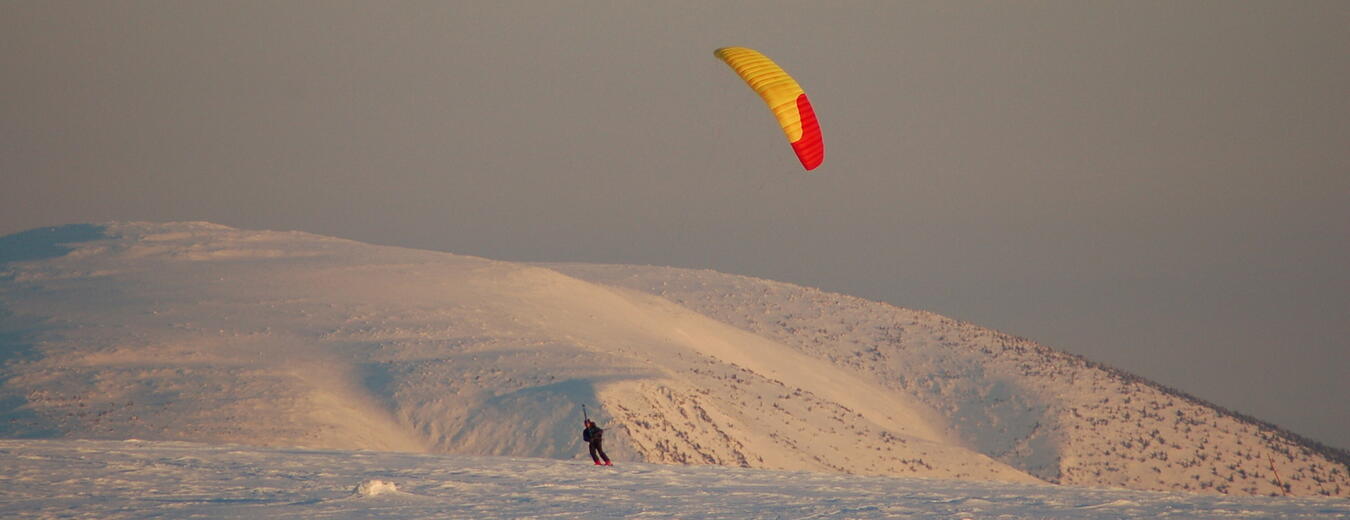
left=0, top=222, right=1345, bottom=497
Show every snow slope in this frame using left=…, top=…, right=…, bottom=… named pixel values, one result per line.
left=0, top=222, right=1345, bottom=498
left=548, top=263, right=1350, bottom=497
left=2, top=439, right=1345, bottom=519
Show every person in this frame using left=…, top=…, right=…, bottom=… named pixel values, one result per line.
left=582, top=419, right=611, bottom=466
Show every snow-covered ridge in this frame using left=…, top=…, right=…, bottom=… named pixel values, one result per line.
left=0, top=222, right=1345, bottom=497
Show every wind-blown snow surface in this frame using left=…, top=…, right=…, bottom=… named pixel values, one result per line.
left=0, top=222, right=1346, bottom=502
left=3, top=439, right=1345, bottom=519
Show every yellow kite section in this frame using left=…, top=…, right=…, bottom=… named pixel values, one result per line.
left=714, top=47, right=807, bottom=142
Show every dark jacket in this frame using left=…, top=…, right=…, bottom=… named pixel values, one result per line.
left=583, top=424, right=604, bottom=443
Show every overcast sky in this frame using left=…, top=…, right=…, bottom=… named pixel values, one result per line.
left=3, top=1, right=1346, bottom=449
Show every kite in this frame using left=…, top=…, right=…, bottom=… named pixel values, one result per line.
left=714, top=46, right=824, bottom=171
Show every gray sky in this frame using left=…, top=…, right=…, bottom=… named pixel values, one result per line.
left=3, top=1, right=1347, bottom=449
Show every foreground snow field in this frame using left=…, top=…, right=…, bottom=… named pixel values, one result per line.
left=1, top=440, right=1344, bottom=519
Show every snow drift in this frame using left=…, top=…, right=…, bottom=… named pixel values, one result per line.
left=5, top=439, right=1344, bottom=519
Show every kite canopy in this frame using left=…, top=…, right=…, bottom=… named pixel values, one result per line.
left=714, top=46, right=824, bottom=171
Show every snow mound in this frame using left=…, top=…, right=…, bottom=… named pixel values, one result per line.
left=353, top=479, right=401, bottom=497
